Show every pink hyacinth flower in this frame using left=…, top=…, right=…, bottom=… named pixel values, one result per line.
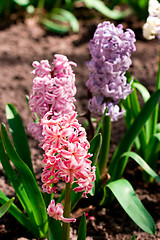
left=47, top=200, right=76, bottom=223
left=32, top=60, right=51, bottom=77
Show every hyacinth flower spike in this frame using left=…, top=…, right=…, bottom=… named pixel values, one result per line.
left=86, top=21, right=136, bottom=175
left=27, top=55, right=96, bottom=239
left=34, top=96, right=96, bottom=239
left=40, top=111, right=96, bottom=240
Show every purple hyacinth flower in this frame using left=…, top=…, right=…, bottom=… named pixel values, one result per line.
left=86, top=21, right=136, bottom=121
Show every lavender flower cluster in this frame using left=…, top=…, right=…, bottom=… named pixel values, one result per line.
left=86, top=21, right=136, bottom=121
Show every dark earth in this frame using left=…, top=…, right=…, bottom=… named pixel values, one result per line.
left=0, top=10, right=160, bottom=240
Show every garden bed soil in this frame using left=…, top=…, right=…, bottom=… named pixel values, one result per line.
left=0, top=13, right=160, bottom=240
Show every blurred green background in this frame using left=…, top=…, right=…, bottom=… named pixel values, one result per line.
left=0, top=0, right=149, bottom=34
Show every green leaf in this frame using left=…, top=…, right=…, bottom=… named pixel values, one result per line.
left=102, top=90, right=160, bottom=206
left=0, top=191, right=40, bottom=238
left=83, top=0, right=131, bottom=19
left=6, top=104, right=33, bottom=173
left=98, top=116, right=111, bottom=175
left=108, top=89, right=160, bottom=182
left=1, top=124, right=48, bottom=237
left=0, top=133, right=34, bottom=221
left=121, top=151, right=160, bottom=183
left=128, top=83, right=147, bottom=155
left=145, top=133, right=160, bottom=163
left=131, top=234, right=136, bottom=240
left=134, top=82, right=150, bottom=103
left=77, top=213, right=86, bottom=240
left=40, top=18, right=70, bottom=34
left=48, top=218, right=62, bottom=240
left=143, top=134, right=160, bottom=182
left=51, top=8, right=79, bottom=33
left=94, top=107, right=108, bottom=137
left=0, top=197, right=14, bottom=218
left=89, top=133, right=102, bottom=166
left=71, top=184, right=83, bottom=210
left=107, top=179, right=156, bottom=234
left=133, top=81, right=152, bottom=142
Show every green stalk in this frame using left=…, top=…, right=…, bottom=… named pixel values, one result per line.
left=151, top=43, right=160, bottom=134
left=62, top=182, right=72, bottom=240
left=98, top=116, right=111, bottom=176
left=37, top=0, right=45, bottom=9
left=143, top=43, right=160, bottom=182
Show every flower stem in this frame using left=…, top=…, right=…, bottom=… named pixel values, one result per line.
left=98, top=116, right=111, bottom=176
left=62, top=182, right=72, bottom=240
left=151, top=43, right=160, bottom=134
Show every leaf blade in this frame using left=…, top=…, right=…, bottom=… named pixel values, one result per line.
left=108, top=89, right=160, bottom=182
left=0, top=191, right=40, bottom=238
left=77, top=213, right=86, bottom=240
left=1, top=124, right=48, bottom=237
left=6, top=104, right=33, bottom=173
left=121, top=151, right=160, bottom=183
left=0, top=197, right=14, bottom=218
left=107, top=179, right=156, bottom=234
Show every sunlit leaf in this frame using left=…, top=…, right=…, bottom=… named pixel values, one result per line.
left=51, top=8, right=79, bottom=33
left=40, top=18, right=69, bottom=34
left=83, top=0, right=131, bottom=19
left=107, top=179, right=156, bottom=234
left=122, top=151, right=160, bottom=183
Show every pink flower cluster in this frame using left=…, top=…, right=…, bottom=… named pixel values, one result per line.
left=28, top=54, right=77, bottom=141
left=28, top=54, right=96, bottom=223
left=41, top=111, right=96, bottom=198
left=47, top=200, right=76, bottom=223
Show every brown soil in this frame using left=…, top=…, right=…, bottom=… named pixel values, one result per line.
left=0, top=13, right=160, bottom=240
